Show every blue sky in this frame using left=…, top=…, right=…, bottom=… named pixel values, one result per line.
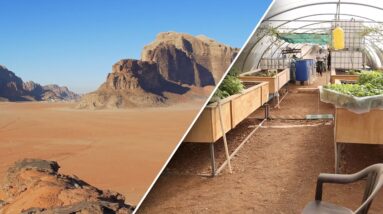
left=0, top=0, right=272, bottom=93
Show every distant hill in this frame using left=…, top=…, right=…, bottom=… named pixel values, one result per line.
left=78, top=32, right=239, bottom=109
left=0, top=65, right=79, bottom=102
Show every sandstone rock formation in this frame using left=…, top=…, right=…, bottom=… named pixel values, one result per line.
left=142, top=32, right=239, bottom=86
left=0, top=65, right=30, bottom=101
left=23, top=81, right=45, bottom=99
left=78, top=59, right=190, bottom=108
left=0, top=65, right=79, bottom=101
left=79, top=32, right=238, bottom=109
left=42, top=84, right=80, bottom=101
left=0, top=159, right=134, bottom=214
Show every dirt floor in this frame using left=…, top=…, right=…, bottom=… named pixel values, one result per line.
left=0, top=102, right=200, bottom=205
left=138, top=73, right=383, bottom=213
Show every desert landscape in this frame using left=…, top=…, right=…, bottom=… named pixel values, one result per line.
left=0, top=101, right=199, bottom=206
left=0, top=32, right=237, bottom=212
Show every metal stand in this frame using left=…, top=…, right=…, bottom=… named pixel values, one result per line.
left=207, top=104, right=270, bottom=177
left=335, top=142, right=344, bottom=173
left=209, top=143, right=216, bottom=177
left=274, top=92, right=280, bottom=109
left=265, top=103, right=270, bottom=120
left=274, top=85, right=289, bottom=109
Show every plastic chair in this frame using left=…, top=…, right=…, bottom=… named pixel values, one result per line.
left=302, top=164, right=383, bottom=214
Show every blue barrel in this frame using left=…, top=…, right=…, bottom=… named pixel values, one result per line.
left=295, top=60, right=310, bottom=81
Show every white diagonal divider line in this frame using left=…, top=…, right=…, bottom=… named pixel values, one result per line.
left=133, top=1, right=276, bottom=212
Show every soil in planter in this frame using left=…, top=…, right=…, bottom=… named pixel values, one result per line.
left=245, top=69, right=284, bottom=77
left=242, top=81, right=260, bottom=89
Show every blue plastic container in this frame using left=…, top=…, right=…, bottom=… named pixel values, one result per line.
left=295, top=60, right=310, bottom=81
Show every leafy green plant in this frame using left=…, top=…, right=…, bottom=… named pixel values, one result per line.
left=325, top=71, right=383, bottom=97
left=345, top=70, right=362, bottom=75
left=219, top=75, right=244, bottom=97
left=210, top=75, right=244, bottom=102
left=228, top=67, right=240, bottom=76
left=357, top=71, right=383, bottom=85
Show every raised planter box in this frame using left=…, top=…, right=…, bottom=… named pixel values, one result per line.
left=335, top=108, right=383, bottom=145
left=184, top=95, right=233, bottom=143
left=231, top=81, right=268, bottom=127
left=184, top=81, right=269, bottom=143
left=330, top=70, right=359, bottom=83
left=239, top=68, right=290, bottom=94
left=334, top=107, right=383, bottom=172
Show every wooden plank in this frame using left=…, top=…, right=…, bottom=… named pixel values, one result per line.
left=277, top=70, right=288, bottom=90
left=261, top=84, right=269, bottom=104
left=240, top=75, right=277, bottom=93
left=185, top=81, right=268, bottom=143
left=184, top=97, right=233, bottom=143
left=330, top=70, right=359, bottom=83
left=330, top=75, right=359, bottom=83
left=239, top=68, right=290, bottom=94
left=231, top=83, right=262, bottom=128
left=184, top=108, right=214, bottom=143
left=212, top=99, right=233, bottom=142
left=335, top=108, right=383, bottom=145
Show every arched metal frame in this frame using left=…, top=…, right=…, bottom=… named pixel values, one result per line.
left=265, top=2, right=383, bottom=21
left=237, top=1, right=383, bottom=73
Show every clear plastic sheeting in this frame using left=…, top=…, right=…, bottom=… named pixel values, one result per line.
left=320, top=86, right=383, bottom=114
left=232, top=0, right=383, bottom=74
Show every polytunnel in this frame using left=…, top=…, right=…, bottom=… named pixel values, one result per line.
left=233, top=0, right=383, bottom=74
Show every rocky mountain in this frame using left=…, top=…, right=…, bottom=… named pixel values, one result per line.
left=79, top=32, right=238, bottom=109
left=43, top=84, right=80, bottom=101
left=142, top=32, right=239, bottom=86
left=0, top=159, right=134, bottom=213
left=78, top=59, right=190, bottom=108
left=0, top=65, right=79, bottom=101
left=22, top=81, right=45, bottom=98
left=0, top=65, right=30, bottom=101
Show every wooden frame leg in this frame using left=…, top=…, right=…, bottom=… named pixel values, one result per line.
left=209, top=143, right=216, bottom=177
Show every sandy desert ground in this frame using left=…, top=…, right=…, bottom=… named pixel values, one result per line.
left=0, top=101, right=200, bottom=205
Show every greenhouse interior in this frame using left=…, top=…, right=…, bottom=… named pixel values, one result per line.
left=180, top=0, right=383, bottom=212
left=234, top=0, right=383, bottom=73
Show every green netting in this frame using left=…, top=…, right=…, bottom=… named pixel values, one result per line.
left=277, top=33, right=330, bottom=45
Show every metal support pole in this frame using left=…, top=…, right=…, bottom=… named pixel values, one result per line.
left=264, top=104, right=270, bottom=120
left=209, top=143, right=216, bottom=177
left=335, top=142, right=341, bottom=173
left=275, top=92, right=280, bottom=109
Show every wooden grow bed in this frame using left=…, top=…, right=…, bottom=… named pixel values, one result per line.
left=184, top=81, right=269, bottom=176
left=334, top=108, right=383, bottom=173
left=239, top=68, right=290, bottom=94
left=330, top=69, right=359, bottom=83
left=184, top=81, right=269, bottom=143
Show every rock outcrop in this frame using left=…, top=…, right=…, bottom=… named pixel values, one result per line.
left=142, top=32, right=239, bottom=86
left=79, top=32, right=238, bottom=109
left=78, top=59, right=190, bottom=108
left=0, top=65, right=30, bottom=101
left=0, top=65, right=79, bottom=101
left=43, top=84, right=80, bottom=101
left=0, top=159, right=134, bottom=214
left=23, top=81, right=45, bottom=99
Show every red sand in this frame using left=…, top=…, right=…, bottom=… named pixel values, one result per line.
left=0, top=102, right=199, bottom=205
